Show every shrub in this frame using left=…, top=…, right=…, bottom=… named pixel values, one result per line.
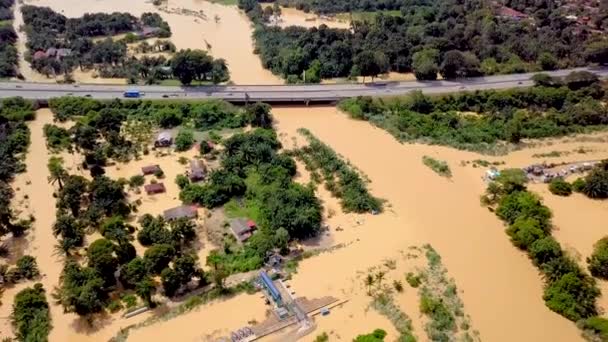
left=506, top=217, right=547, bottom=249
left=128, top=175, right=145, bottom=188
left=572, top=178, right=586, bottom=192
left=422, top=156, right=451, bottom=178
left=405, top=272, right=422, bottom=288
left=548, top=178, right=572, bottom=196
left=582, top=162, right=608, bottom=199
left=543, top=272, right=599, bottom=321
left=175, top=129, right=195, bottom=151
left=175, top=174, right=190, bottom=189
left=578, top=317, right=608, bottom=341
left=122, top=294, right=138, bottom=308
left=16, top=255, right=40, bottom=280
left=11, top=283, right=51, bottom=342
left=588, top=237, right=608, bottom=279
left=154, top=168, right=165, bottom=179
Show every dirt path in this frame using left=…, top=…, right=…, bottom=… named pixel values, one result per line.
left=272, top=106, right=583, bottom=341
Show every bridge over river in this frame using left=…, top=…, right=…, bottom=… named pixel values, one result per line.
left=0, top=67, right=606, bottom=103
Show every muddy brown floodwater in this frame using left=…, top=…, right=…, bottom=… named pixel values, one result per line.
left=269, top=106, right=589, bottom=341
left=18, top=0, right=281, bottom=84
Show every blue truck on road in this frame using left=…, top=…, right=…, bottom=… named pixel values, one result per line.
left=123, top=89, right=141, bottom=98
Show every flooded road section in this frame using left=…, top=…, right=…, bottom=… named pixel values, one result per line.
left=17, top=0, right=281, bottom=84
left=270, top=106, right=585, bottom=342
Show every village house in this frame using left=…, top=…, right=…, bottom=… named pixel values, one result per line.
left=141, top=164, right=162, bottom=176
left=33, top=48, right=72, bottom=60
left=189, top=159, right=207, bottom=182
left=136, top=26, right=162, bottom=39
left=163, top=205, right=198, bottom=221
left=144, top=182, right=166, bottom=195
left=155, top=130, right=172, bottom=147
left=229, top=218, right=257, bottom=243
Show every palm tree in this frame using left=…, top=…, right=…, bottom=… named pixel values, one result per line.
left=375, top=270, right=386, bottom=289
left=364, top=273, right=375, bottom=295
left=47, top=156, right=68, bottom=190
left=485, top=181, right=502, bottom=204
left=136, top=277, right=156, bottom=307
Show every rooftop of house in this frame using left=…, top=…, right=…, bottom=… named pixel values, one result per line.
left=142, top=164, right=161, bottom=174
left=230, top=218, right=257, bottom=242
left=164, top=205, right=197, bottom=220
left=144, top=182, right=166, bottom=194
left=156, top=131, right=172, bottom=141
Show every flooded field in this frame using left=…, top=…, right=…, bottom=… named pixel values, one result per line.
left=268, top=106, right=602, bottom=341
left=16, top=0, right=281, bottom=84
left=261, top=4, right=350, bottom=29
left=3, top=105, right=608, bottom=341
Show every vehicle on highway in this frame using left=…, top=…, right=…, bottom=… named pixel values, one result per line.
left=85, top=94, right=92, bottom=97
left=123, top=89, right=141, bottom=98
left=162, top=94, right=169, bottom=98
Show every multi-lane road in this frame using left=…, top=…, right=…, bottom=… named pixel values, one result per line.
left=1, top=67, right=606, bottom=103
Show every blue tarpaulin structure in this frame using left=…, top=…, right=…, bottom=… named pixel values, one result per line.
left=260, top=271, right=281, bottom=303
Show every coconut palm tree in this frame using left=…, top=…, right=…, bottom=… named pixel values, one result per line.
left=47, top=156, right=68, bottom=190
left=364, top=273, right=374, bottom=295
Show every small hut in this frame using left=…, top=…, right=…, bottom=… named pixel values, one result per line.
left=155, top=131, right=172, bottom=147
left=163, top=205, right=198, bottom=221
left=144, top=183, right=166, bottom=195
left=230, top=218, right=257, bottom=243
left=189, top=159, right=207, bottom=182
left=141, top=164, right=161, bottom=176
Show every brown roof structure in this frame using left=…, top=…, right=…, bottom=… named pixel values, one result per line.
left=142, top=164, right=161, bottom=175
left=230, top=218, right=257, bottom=243
left=189, top=159, right=207, bottom=182
left=144, top=183, right=166, bottom=195
left=163, top=205, right=198, bottom=220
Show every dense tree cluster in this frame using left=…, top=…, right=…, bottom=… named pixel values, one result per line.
left=21, top=6, right=172, bottom=79
left=0, top=98, right=33, bottom=239
left=580, top=160, right=608, bottom=199
left=240, top=0, right=604, bottom=82
left=11, top=283, right=51, bottom=342
left=339, top=78, right=607, bottom=153
left=0, top=0, right=18, bottom=77
left=484, top=169, right=601, bottom=321
left=170, top=49, right=229, bottom=85
left=180, top=128, right=322, bottom=274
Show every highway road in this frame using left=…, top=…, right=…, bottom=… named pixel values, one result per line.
left=0, top=67, right=606, bottom=103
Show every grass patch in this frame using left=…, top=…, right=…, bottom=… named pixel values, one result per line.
left=422, top=156, right=452, bottom=178
left=532, top=150, right=569, bottom=158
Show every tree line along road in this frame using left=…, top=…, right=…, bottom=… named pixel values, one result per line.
left=0, top=67, right=606, bottom=103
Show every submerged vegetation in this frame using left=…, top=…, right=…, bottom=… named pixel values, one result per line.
left=340, top=79, right=608, bottom=154
left=292, top=128, right=382, bottom=213
left=417, top=245, right=478, bottom=342
left=482, top=168, right=605, bottom=325
left=422, top=156, right=451, bottom=178
left=11, top=283, right=51, bottom=342
left=0, top=97, right=34, bottom=239
left=0, top=0, right=18, bottom=78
